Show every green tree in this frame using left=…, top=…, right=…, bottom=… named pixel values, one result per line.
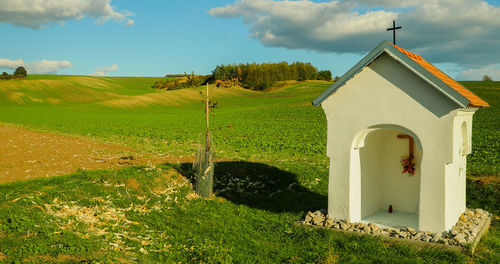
left=185, top=71, right=201, bottom=88
left=14, top=66, right=27, bottom=77
left=482, top=75, right=493, bottom=82
left=1, top=72, right=10, bottom=80
left=317, top=70, right=332, bottom=81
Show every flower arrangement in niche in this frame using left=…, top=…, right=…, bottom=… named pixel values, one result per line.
left=401, top=155, right=415, bottom=175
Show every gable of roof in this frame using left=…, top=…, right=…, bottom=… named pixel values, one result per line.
left=312, top=41, right=489, bottom=108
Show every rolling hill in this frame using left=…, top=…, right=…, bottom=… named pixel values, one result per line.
left=0, top=75, right=166, bottom=106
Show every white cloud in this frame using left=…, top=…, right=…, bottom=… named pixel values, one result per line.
left=126, top=19, right=135, bottom=27
left=0, top=0, right=134, bottom=29
left=29, top=60, right=73, bottom=74
left=89, top=64, right=118, bottom=76
left=457, top=64, right=500, bottom=80
left=0, top=58, right=73, bottom=74
left=0, top=58, right=26, bottom=69
left=209, top=0, right=500, bottom=67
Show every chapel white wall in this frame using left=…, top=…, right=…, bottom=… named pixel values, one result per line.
left=321, top=52, right=463, bottom=232
left=444, top=110, right=474, bottom=229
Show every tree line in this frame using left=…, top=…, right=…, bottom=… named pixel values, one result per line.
left=153, top=72, right=211, bottom=90
left=1, top=66, right=27, bottom=80
left=212, top=62, right=332, bottom=90
left=154, top=62, right=332, bottom=91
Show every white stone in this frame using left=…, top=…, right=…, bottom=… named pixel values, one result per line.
left=302, top=207, right=489, bottom=249
left=455, top=233, right=467, bottom=244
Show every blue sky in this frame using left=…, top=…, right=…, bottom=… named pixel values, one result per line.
left=1, top=0, right=500, bottom=80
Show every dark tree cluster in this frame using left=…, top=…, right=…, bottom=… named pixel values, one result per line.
left=212, top=62, right=332, bottom=90
left=482, top=75, right=493, bottom=82
left=1, top=66, right=27, bottom=80
left=317, top=70, right=332, bottom=81
left=152, top=78, right=185, bottom=90
left=153, top=72, right=211, bottom=90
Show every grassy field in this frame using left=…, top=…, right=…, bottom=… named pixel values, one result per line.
left=0, top=76, right=498, bottom=263
left=460, top=81, right=500, bottom=176
left=0, top=76, right=329, bottom=161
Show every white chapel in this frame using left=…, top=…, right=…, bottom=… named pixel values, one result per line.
left=313, top=41, right=489, bottom=232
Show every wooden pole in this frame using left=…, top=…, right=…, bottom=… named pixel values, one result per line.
left=409, top=137, right=414, bottom=158
left=205, top=83, right=210, bottom=152
left=397, top=134, right=414, bottom=157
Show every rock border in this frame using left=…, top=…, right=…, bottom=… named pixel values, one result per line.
left=300, top=208, right=492, bottom=254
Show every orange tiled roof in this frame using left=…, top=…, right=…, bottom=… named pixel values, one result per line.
left=391, top=43, right=489, bottom=107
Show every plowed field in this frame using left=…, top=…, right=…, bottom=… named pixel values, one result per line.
left=0, top=124, right=193, bottom=184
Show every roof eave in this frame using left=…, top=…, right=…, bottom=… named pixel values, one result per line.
left=383, top=44, right=470, bottom=108
left=312, top=41, right=471, bottom=108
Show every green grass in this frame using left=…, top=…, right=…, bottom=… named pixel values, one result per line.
left=0, top=165, right=470, bottom=263
left=0, top=76, right=498, bottom=263
left=460, top=81, right=500, bottom=176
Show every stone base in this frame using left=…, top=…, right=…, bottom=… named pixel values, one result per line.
left=301, top=208, right=491, bottom=254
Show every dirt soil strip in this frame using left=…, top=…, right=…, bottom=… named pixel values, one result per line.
left=0, top=124, right=194, bottom=184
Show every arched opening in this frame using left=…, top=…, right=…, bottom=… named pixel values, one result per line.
left=461, top=121, right=468, bottom=156
left=351, top=125, right=422, bottom=230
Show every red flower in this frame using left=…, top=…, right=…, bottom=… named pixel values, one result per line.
left=401, top=155, right=416, bottom=175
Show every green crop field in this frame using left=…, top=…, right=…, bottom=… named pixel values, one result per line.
left=0, top=76, right=498, bottom=263
left=0, top=76, right=329, bottom=161
left=460, top=81, right=500, bottom=176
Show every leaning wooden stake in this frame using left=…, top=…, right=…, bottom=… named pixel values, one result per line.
left=206, top=83, right=210, bottom=152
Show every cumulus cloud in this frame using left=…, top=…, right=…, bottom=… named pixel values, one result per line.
left=89, top=64, right=118, bottom=76
left=0, top=58, right=26, bottom=69
left=457, top=64, right=500, bottom=80
left=29, top=60, right=73, bottom=74
left=0, top=0, right=134, bottom=29
left=209, top=0, right=500, bottom=67
left=0, top=58, right=73, bottom=74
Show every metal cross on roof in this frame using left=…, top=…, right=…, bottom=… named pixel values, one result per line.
left=387, top=20, right=402, bottom=45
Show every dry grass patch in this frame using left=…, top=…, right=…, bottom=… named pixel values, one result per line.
left=152, top=168, right=191, bottom=195
left=470, top=176, right=500, bottom=186
left=22, top=254, right=83, bottom=263
left=100, top=91, right=189, bottom=108
left=43, top=197, right=141, bottom=262
left=40, top=169, right=192, bottom=258
left=44, top=197, right=130, bottom=238
left=0, top=77, right=133, bottom=105
left=126, top=178, right=140, bottom=191
left=100, top=84, right=248, bottom=108
left=6, top=91, right=25, bottom=104
left=47, top=97, right=62, bottom=104
left=71, top=76, right=117, bottom=89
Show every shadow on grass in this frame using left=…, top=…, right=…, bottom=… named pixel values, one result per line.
left=176, top=161, right=327, bottom=213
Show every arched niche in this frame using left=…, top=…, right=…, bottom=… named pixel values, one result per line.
left=350, top=124, right=423, bottom=230
left=460, top=121, right=468, bottom=156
